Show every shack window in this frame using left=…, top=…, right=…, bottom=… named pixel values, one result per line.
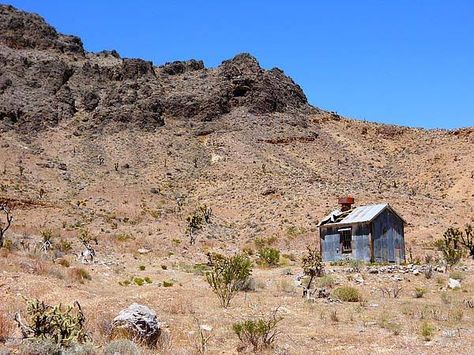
left=339, top=228, right=352, bottom=253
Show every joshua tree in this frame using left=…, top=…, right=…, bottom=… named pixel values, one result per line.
left=78, top=230, right=97, bottom=264
left=435, top=227, right=463, bottom=267
left=301, top=246, right=324, bottom=297
left=0, top=202, right=13, bottom=248
left=459, top=224, right=474, bottom=259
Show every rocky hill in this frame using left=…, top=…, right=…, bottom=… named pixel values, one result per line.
left=0, top=3, right=473, bottom=255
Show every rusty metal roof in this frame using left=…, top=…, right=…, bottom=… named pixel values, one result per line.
left=318, top=203, right=405, bottom=227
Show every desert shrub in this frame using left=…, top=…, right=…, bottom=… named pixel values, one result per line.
left=63, top=342, right=96, bottom=355
left=277, top=279, right=295, bottom=294
left=286, top=225, right=305, bottom=238
left=103, top=339, right=140, bottom=355
left=440, top=291, right=452, bottom=305
left=414, top=287, right=426, bottom=298
left=138, top=265, right=146, bottom=271
left=15, top=299, right=89, bottom=347
left=449, top=308, right=464, bottom=322
left=2, top=239, right=13, bottom=251
left=257, top=247, right=280, bottom=267
left=316, top=275, right=336, bottom=288
left=19, top=338, right=62, bottom=355
left=68, top=268, right=91, bottom=283
left=56, top=239, right=72, bottom=253
left=420, top=321, right=435, bottom=340
left=449, top=270, right=465, bottom=280
left=115, top=232, right=134, bottom=242
left=435, top=227, right=463, bottom=267
left=332, top=286, right=362, bottom=302
left=232, top=309, right=282, bottom=351
left=133, top=277, right=145, bottom=286
left=206, top=253, right=252, bottom=307
left=163, top=280, right=173, bottom=287
left=118, top=279, right=131, bottom=287
left=329, top=309, right=339, bottom=322
left=379, top=314, right=401, bottom=335
left=348, top=258, right=364, bottom=272
left=57, top=258, right=70, bottom=268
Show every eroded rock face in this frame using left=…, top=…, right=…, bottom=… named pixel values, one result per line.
left=0, top=5, right=84, bottom=53
left=0, top=5, right=310, bottom=133
left=111, top=304, right=161, bottom=347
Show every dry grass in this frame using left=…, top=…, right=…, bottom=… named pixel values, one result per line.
left=0, top=311, right=14, bottom=343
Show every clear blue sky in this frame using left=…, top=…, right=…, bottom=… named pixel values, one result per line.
left=6, top=0, right=474, bottom=128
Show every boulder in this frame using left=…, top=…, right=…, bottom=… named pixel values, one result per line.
left=111, top=304, right=161, bottom=347
left=448, top=278, right=461, bottom=289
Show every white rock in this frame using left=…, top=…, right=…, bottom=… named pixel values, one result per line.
left=112, top=304, right=161, bottom=346
left=200, top=324, right=212, bottom=332
left=448, top=278, right=461, bottom=289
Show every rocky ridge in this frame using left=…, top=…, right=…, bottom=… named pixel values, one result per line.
left=0, top=5, right=309, bottom=133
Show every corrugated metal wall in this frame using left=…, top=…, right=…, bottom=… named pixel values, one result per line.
left=320, top=223, right=371, bottom=262
left=372, top=209, right=405, bottom=263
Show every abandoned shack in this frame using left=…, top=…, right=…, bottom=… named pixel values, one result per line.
left=318, top=197, right=406, bottom=263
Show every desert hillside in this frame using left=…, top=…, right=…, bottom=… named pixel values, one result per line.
left=1, top=4, right=474, bottom=354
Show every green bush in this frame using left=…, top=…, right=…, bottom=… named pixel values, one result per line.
left=232, top=310, right=282, bottom=351
left=206, top=253, right=252, bottom=307
left=257, top=247, right=280, bottom=267
left=133, top=277, right=145, bottom=286
left=420, top=321, right=435, bottom=341
left=163, top=280, right=173, bottom=287
left=331, top=286, right=362, bottom=302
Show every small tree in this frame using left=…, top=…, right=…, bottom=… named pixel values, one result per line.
left=459, top=224, right=474, bottom=259
left=206, top=253, right=252, bottom=307
left=301, top=246, right=324, bottom=297
left=0, top=202, right=13, bottom=248
left=186, top=205, right=212, bottom=244
left=435, top=227, right=463, bottom=267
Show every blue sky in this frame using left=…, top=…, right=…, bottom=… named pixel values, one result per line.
left=6, top=0, right=474, bottom=128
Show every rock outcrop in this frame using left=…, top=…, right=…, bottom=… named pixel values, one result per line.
left=0, top=5, right=310, bottom=134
